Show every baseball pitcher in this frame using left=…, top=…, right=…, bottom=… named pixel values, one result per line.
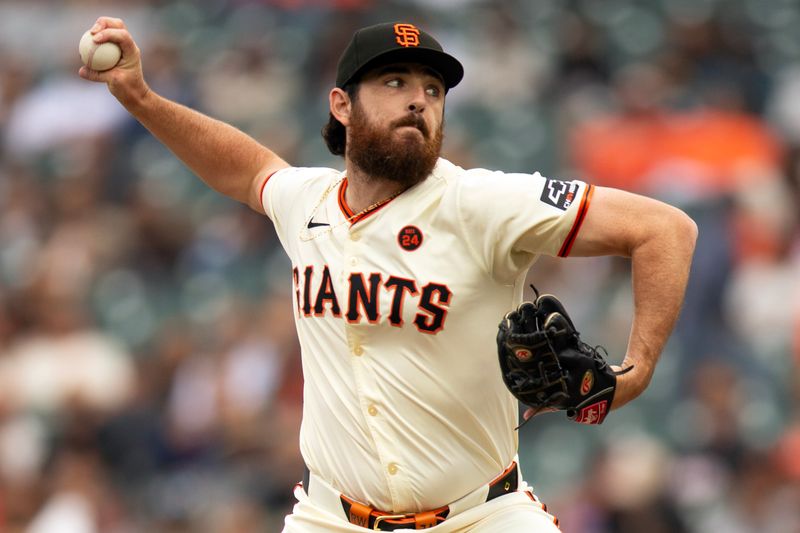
left=81, top=18, right=697, bottom=532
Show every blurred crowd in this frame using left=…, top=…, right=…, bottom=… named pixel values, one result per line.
left=0, top=0, right=798, bottom=531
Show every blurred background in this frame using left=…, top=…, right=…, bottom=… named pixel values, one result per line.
left=0, top=0, right=798, bottom=531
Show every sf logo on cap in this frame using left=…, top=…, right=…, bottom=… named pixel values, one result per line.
left=394, top=23, right=420, bottom=47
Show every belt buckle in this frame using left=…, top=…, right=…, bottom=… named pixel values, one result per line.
left=373, top=513, right=410, bottom=530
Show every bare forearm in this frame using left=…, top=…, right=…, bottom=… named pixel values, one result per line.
left=126, top=89, right=278, bottom=205
left=614, top=212, right=697, bottom=407
left=570, top=187, right=698, bottom=409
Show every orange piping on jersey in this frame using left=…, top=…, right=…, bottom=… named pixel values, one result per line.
left=558, top=184, right=594, bottom=257
left=337, top=178, right=401, bottom=225
left=350, top=201, right=394, bottom=224
left=524, top=492, right=562, bottom=530
left=259, top=169, right=280, bottom=203
left=338, top=178, right=356, bottom=218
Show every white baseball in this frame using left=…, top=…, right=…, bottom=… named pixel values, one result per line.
left=79, top=30, right=122, bottom=71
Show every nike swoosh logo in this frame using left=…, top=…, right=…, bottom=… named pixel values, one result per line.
left=307, top=220, right=330, bottom=229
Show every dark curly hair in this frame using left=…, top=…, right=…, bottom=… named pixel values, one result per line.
left=321, top=83, right=360, bottom=157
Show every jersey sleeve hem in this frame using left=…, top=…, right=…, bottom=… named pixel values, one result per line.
left=259, top=169, right=280, bottom=209
left=557, top=183, right=594, bottom=257
left=259, top=167, right=294, bottom=220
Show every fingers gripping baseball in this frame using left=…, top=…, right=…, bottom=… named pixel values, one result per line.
left=78, top=17, right=149, bottom=107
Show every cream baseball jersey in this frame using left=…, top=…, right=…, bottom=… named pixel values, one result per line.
left=260, top=158, right=593, bottom=513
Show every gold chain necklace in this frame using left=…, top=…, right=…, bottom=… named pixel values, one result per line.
left=299, top=177, right=404, bottom=241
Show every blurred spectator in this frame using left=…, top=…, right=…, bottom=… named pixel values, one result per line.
left=662, top=18, right=771, bottom=114
left=556, top=435, right=687, bottom=533
left=4, top=75, right=129, bottom=158
left=1, top=295, right=134, bottom=415
left=569, top=62, right=782, bottom=200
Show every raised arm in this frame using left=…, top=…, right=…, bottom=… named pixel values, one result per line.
left=78, top=17, right=289, bottom=214
left=570, top=186, right=698, bottom=409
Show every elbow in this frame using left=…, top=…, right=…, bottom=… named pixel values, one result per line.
left=633, top=206, right=698, bottom=259
left=676, top=209, right=698, bottom=253
left=631, top=206, right=698, bottom=258
left=658, top=207, right=697, bottom=264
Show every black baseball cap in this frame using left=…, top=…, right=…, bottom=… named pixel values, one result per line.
left=336, top=22, right=464, bottom=92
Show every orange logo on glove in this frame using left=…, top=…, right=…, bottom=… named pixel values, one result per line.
left=394, top=23, right=420, bottom=47
left=514, top=348, right=533, bottom=361
left=580, top=371, right=594, bottom=395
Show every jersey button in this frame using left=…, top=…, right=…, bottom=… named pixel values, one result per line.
left=349, top=257, right=358, bottom=266
left=350, top=232, right=361, bottom=241
left=353, top=345, right=364, bottom=356
left=368, top=405, right=378, bottom=416
left=387, top=463, right=399, bottom=475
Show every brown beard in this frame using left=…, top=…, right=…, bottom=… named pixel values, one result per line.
left=346, top=102, right=443, bottom=188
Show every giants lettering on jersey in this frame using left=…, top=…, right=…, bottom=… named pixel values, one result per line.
left=292, top=265, right=452, bottom=334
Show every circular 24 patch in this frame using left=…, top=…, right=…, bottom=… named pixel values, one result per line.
left=398, top=225, right=423, bottom=251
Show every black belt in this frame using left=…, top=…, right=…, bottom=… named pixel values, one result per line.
left=303, top=462, right=519, bottom=531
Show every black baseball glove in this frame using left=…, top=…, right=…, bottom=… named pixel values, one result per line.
left=497, top=288, right=631, bottom=425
